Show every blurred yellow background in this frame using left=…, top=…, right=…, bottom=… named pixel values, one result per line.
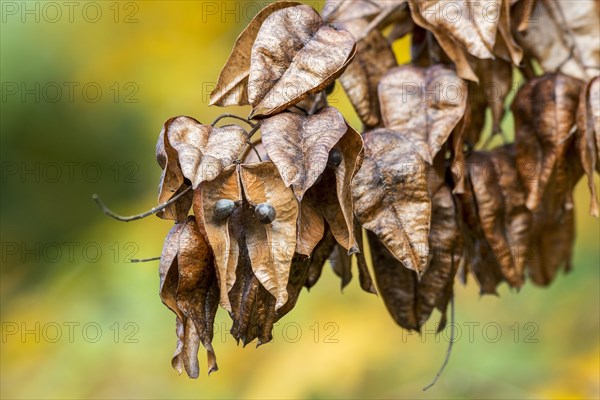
left=1, top=1, right=598, bottom=399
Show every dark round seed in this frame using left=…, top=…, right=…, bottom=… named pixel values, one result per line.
left=255, top=203, right=276, bottom=224
left=327, top=148, right=342, bottom=168
left=213, top=199, right=235, bottom=220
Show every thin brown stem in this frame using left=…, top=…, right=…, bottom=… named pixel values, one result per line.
left=211, top=113, right=256, bottom=128
left=248, top=141, right=263, bottom=162
left=356, top=3, right=402, bottom=42
left=246, top=123, right=261, bottom=140
left=423, top=294, right=456, bottom=391
left=93, top=186, right=192, bottom=222
left=129, top=256, right=161, bottom=263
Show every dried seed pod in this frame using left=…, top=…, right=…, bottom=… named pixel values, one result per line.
left=213, top=199, right=236, bottom=220
left=255, top=203, right=276, bottom=224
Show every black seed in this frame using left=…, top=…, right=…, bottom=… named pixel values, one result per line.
left=327, top=148, right=343, bottom=168
left=255, top=203, right=276, bottom=224
left=214, top=199, right=235, bottom=220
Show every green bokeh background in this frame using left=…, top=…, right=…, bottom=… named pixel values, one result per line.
left=1, top=1, right=598, bottom=399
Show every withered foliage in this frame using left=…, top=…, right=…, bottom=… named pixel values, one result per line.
left=97, top=0, right=599, bottom=383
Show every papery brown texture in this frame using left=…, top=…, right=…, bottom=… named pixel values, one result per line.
left=298, top=126, right=364, bottom=252
left=322, top=0, right=384, bottom=22
left=159, top=222, right=185, bottom=319
left=248, top=5, right=356, bottom=117
left=174, top=217, right=219, bottom=376
left=159, top=217, right=219, bottom=378
left=467, top=151, right=525, bottom=288
left=196, top=165, right=242, bottom=312
left=407, top=0, right=478, bottom=81
left=423, top=183, right=461, bottom=330
left=379, top=65, right=468, bottom=164
left=156, top=118, right=192, bottom=221
left=495, top=0, right=523, bottom=65
left=525, top=143, right=582, bottom=285
left=165, top=116, right=247, bottom=188
left=413, top=0, right=501, bottom=60
left=330, top=244, right=353, bottom=289
left=304, top=227, right=338, bottom=289
left=260, top=107, right=347, bottom=200
left=336, top=18, right=397, bottom=128
left=368, top=180, right=460, bottom=333
left=474, top=58, right=513, bottom=137
left=576, top=76, right=600, bottom=216
left=516, top=0, right=600, bottom=80
left=240, top=162, right=299, bottom=310
left=352, top=128, right=431, bottom=276
left=210, top=1, right=300, bottom=107
left=512, top=73, right=582, bottom=211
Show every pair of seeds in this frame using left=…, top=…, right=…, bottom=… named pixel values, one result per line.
left=213, top=199, right=276, bottom=224
left=212, top=148, right=343, bottom=223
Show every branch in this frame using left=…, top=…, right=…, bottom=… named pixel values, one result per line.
left=92, top=186, right=192, bottom=222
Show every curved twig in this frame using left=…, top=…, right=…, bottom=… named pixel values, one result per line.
left=129, top=256, right=161, bottom=263
left=92, top=186, right=192, bottom=222
left=211, top=113, right=256, bottom=128
left=423, top=294, right=456, bottom=391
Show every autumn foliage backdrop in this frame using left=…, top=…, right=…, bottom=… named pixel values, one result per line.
left=1, top=1, right=599, bottom=399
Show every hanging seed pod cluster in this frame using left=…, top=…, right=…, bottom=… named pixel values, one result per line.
left=95, top=0, right=600, bottom=381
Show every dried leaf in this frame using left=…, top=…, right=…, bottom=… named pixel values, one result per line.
left=368, top=231, right=420, bottom=330
left=228, top=202, right=309, bottom=346
left=231, top=251, right=311, bottom=346
left=576, top=76, right=600, bottom=216
left=463, top=82, right=488, bottom=146
left=328, top=126, right=364, bottom=251
left=527, top=204, right=575, bottom=285
left=304, top=228, right=337, bottom=289
left=171, top=316, right=185, bottom=374
left=296, top=199, right=325, bottom=256
left=227, top=204, right=258, bottom=344
left=495, top=0, right=523, bottom=65
left=526, top=143, right=582, bottom=285
left=165, top=116, right=247, bottom=188
left=248, top=5, right=356, bottom=117
left=379, top=65, right=468, bottom=164
left=352, top=129, right=431, bottom=276
left=511, top=0, right=537, bottom=32
left=407, top=0, right=479, bottom=82
left=156, top=118, right=192, bottom=221
left=493, top=145, right=533, bottom=285
left=474, top=58, right=513, bottom=136
left=512, top=73, right=583, bottom=210
left=273, top=254, right=311, bottom=319
left=260, top=107, right=347, bottom=199
left=196, top=165, right=242, bottom=312
left=458, top=174, right=505, bottom=295
left=330, top=244, right=352, bottom=289
left=415, top=0, right=501, bottom=59
left=240, top=162, right=299, bottom=310
left=301, top=126, right=364, bottom=252
left=354, top=220, right=377, bottom=294
left=516, top=0, right=600, bottom=80
left=370, top=176, right=460, bottom=330
left=181, top=317, right=200, bottom=378
left=423, top=183, right=461, bottom=330
left=175, top=217, right=219, bottom=375
left=210, top=1, right=300, bottom=107
left=322, top=0, right=384, bottom=22
left=159, top=222, right=185, bottom=320
left=467, top=152, right=525, bottom=288
left=336, top=18, right=397, bottom=128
